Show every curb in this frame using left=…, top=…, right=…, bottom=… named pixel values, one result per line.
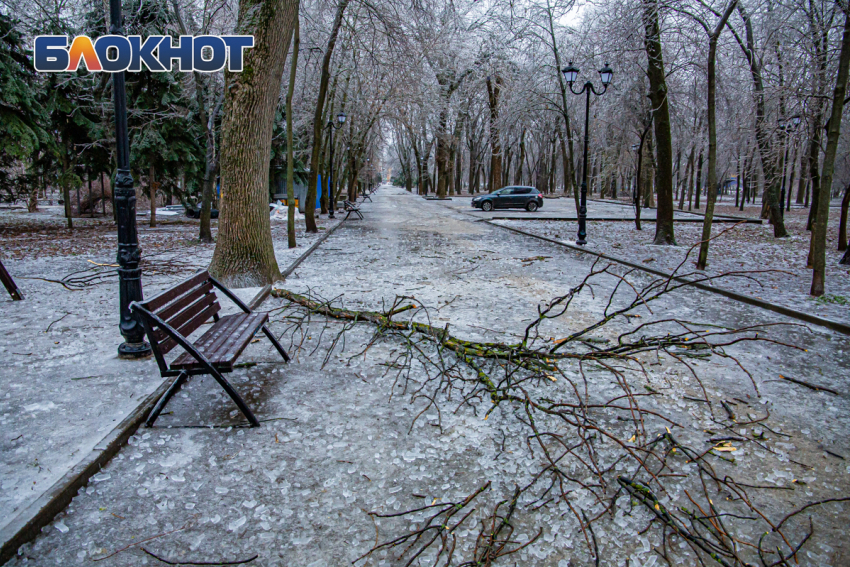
left=278, top=219, right=345, bottom=283
left=486, top=216, right=762, bottom=224
left=586, top=198, right=755, bottom=221
left=0, top=220, right=345, bottom=565
left=486, top=221, right=850, bottom=337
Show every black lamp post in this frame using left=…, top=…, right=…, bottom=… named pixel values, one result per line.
left=778, top=114, right=800, bottom=217
left=110, top=0, right=150, bottom=358
left=326, top=112, right=346, bottom=218
left=563, top=61, right=613, bottom=245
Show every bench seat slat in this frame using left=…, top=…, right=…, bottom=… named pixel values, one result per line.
left=171, top=312, right=268, bottom=371
left=201, top=313, right=266, bottom=364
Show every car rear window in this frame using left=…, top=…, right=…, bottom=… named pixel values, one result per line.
left=513, top=188, right=532, bottom=194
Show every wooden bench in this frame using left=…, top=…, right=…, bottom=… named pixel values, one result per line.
left=343, top=200, right=363, bottom=220
left=130, top=270, right=289, bottom=427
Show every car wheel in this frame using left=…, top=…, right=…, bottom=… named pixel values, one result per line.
left=482, top=201, right=493, bottom=212
left=526, top=201, right=538, bottom=212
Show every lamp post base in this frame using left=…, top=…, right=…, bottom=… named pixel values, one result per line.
left=118, top=340, right=152, bottom=359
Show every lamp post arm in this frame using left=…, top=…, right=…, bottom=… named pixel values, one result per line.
left=589, top=82, right=608, bottom=96
left=568, top=81, right=590, bottom=96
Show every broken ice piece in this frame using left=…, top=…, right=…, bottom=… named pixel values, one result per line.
left=55, top=520, right=69, bottom=533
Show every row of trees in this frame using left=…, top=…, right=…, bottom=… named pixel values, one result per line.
left=2, top=0, right=849, bottom=292
left=0, top=0, right=386, bottom=249
left=382, top=0, right=850, bottom=294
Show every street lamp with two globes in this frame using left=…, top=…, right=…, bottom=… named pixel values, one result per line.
left=562, top=61, right=613, bottom=245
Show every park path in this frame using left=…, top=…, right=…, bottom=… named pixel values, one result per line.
left=8, top=186, right=849, bottom=566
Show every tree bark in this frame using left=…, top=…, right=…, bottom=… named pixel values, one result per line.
left=27, top=181, right=38, bottom=213
left=679, top=146, right=693, bottom=210
left=516, top=129, right=526, bottom=185
left=697, top=0, right=738, bottom=270
left=198, top=90, right=224, bottom=244
left=838, top=184, right=850, bottom=252
left=62, top=137, right=73, bottom=230
left=695, top=148, right=703, bottom=209
left=172, top=0, right=223, bottom=243
left=810, top=7, right=850, bottom=296
left=286, top=17, right=299, bottom=249
left=149, top=164, right=156, bottom=228
left=736, top=4, right=787, bottom=237
left=643, top=0, right=676, bottom=245
left=209, top=0, right=299, bottom=286
left=305, top=0, right=349, bottom=232
left=486, top=76, right=503, bottom=193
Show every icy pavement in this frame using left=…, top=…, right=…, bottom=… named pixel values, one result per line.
left=6, top=187, right=850, bottom=566
left=0, top=209, right=338, bottom=546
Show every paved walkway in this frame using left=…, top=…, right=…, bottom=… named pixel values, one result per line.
left=7, top=186, right=849, bottom=566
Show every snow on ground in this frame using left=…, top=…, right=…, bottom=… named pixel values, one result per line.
left=6, top=187, right=849, bottom=566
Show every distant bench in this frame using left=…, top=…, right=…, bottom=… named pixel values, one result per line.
left=343, top=200, right=363, bottom=220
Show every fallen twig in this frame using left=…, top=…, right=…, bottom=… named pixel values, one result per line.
left=140, top=547, right=258, bottom=565
left=777, top=374, right=839, bottom=395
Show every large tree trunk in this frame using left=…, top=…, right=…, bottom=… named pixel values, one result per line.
left=27, top=181, right=38, bottom=213
left=209, top=0, right=299, bottom=286
left=838, top=184, right=850, bottom=252
left=305, top=0, right=349, bottom=232
left=171, top=0, right=225, bottom=243
left=486, top=76, right=503, bottom=193
left=737, top=4, right=787, bottom=237
left=679, top=146, right=693, bottom=210
left=61, top=138, right=73, bottom=230
left=697, top=0, right=738, bottom=270
left=810, top=8, right=850, bottom=296
left=149, top=164, right=157, bottom=227
left=694, top=148, right=703, bottom=209
left=286, top=17, right=299, bottom=249
left=516, top=129, right=526, bottom=185
left=435, top=107, right=450, bottom=198
left=643, top=0, right=676, bottom=245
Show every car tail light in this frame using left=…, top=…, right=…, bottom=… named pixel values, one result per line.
left=537, top=193, right=542, bottom=198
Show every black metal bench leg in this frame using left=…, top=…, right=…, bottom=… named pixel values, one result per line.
left=207, top=368, right=260, bottom=427
left=262, top=325, right=290, bottom=362
left=146, top=371, right=188, bottom=427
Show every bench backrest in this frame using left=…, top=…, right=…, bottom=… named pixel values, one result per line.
left=137, top=270, right=221, bottom=356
